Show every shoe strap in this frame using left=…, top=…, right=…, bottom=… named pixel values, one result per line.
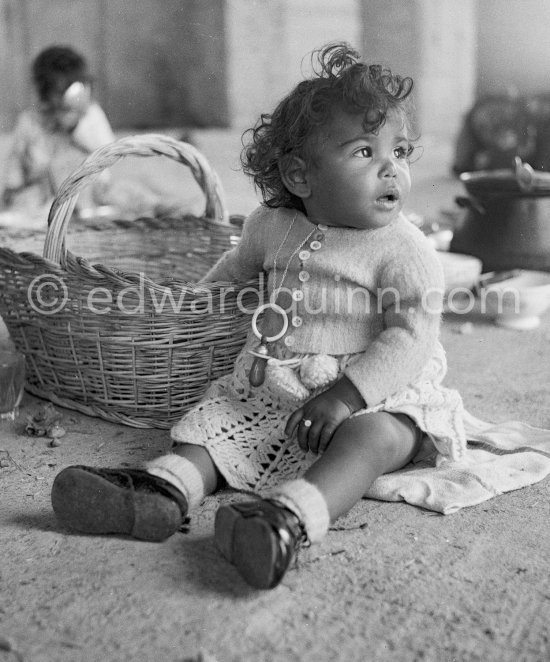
left=230, top=498, right=306, bottom=587
left=120, top=469, right=189, bottom=518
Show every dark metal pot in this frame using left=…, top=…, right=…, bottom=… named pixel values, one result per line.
left=450, top=162, right=550, bottom=272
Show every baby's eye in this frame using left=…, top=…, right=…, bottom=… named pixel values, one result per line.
left=354, top=146, right=373, bottom=158
left=394, top=144, right=414, bottom=160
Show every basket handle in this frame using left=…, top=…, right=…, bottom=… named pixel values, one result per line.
left=43, top=133, right=230, bottom=266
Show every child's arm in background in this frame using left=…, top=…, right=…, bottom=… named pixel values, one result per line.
left=71, top=102, right=115, bottom=153
left=1, top=111, right=46, bottom=206
left=48, top=103, right=116, bottom=209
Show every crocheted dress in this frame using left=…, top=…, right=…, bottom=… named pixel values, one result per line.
left=171, top=336, right=466, bottom=493
left=171, top=207, right=467, bottom=493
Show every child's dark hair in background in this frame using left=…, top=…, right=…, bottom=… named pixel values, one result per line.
left=32, top=45, right=91, bottom=103
left=241, top=43, right=414, bottom=212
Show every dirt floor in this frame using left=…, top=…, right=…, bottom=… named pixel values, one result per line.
left=0, top=130, right=549, bottom=662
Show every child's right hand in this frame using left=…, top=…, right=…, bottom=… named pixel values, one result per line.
left=285, top=376, right=365, bottom=454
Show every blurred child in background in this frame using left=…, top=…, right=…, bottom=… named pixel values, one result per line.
left=0, top=45, right=186, bottom=227
left=1, top=45, right=114, bottom=219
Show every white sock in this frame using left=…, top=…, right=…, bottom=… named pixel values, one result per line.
left=267, top=479, right=331, bottom=544
left=144, top=454, right=205, bottom=511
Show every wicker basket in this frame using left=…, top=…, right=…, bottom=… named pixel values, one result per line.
left=0, top=134, right=258, bottom=428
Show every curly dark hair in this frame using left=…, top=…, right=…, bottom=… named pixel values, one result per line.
left=32, top=45, right=90, bottom=101
left=241, top=42, right=414, bottom=211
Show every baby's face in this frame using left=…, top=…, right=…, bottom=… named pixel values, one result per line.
left=303, top=109, right=412, bottom=230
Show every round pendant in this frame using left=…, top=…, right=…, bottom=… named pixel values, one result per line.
left=251, top=302, right=289, bottom=342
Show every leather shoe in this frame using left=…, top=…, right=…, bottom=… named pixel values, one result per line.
left=51, top=465, right=188, bottom=542
left=215, top=498, right=305, bottom=589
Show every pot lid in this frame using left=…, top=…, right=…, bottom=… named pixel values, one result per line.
left=460, top=158, right=550, bottom=195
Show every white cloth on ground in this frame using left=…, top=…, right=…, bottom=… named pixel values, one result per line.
left=366, top=411, right=550, bottom=514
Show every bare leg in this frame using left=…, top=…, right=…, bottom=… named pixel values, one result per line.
left=170, top=442, right=222, bottom=495
left=304, top=412, right=421, bottom=521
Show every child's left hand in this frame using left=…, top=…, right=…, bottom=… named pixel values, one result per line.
left=285, top=376, right=365, bottom=454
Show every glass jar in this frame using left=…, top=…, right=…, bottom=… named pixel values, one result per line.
left=0, top=350, right=25, bottom=420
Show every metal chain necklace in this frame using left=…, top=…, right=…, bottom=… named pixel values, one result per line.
left=249, top=213, right=317, bottom=387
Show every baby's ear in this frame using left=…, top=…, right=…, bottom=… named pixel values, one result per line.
left=279, top=155, right=311, bottom=199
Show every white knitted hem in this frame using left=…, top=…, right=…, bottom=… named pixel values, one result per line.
left=145, top=454, right=205, bottom=511
left=267, top=479, right=330, bottom=544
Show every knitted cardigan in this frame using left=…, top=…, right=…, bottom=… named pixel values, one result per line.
left=202, top=205, right=445, bottom=408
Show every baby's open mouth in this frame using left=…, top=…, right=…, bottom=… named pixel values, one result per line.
left=377, top=191, right=399, bottom=203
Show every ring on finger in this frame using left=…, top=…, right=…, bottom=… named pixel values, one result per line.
left=302, top=418, right=312, bottom=428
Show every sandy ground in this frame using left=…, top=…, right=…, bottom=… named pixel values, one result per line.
left=0, top=130, right=549, bottom=662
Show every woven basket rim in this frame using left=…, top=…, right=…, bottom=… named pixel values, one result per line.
left=0, top=243, right=257, bottom=292
left=43, top=133, right=232, bottom=268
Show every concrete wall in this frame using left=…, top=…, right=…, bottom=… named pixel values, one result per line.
left=477, top=0, right=550, bottom=97
left=360, top=0, right=477, bottom=140
left=417, top=0, right=477, bottom=138
left=2, top=0, right=549, bottom=137
left=98, top=0, right=227, bottom=128
left=224, top=0, right=362, bottom=130
left=0, top=0, right=227, bottom=130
